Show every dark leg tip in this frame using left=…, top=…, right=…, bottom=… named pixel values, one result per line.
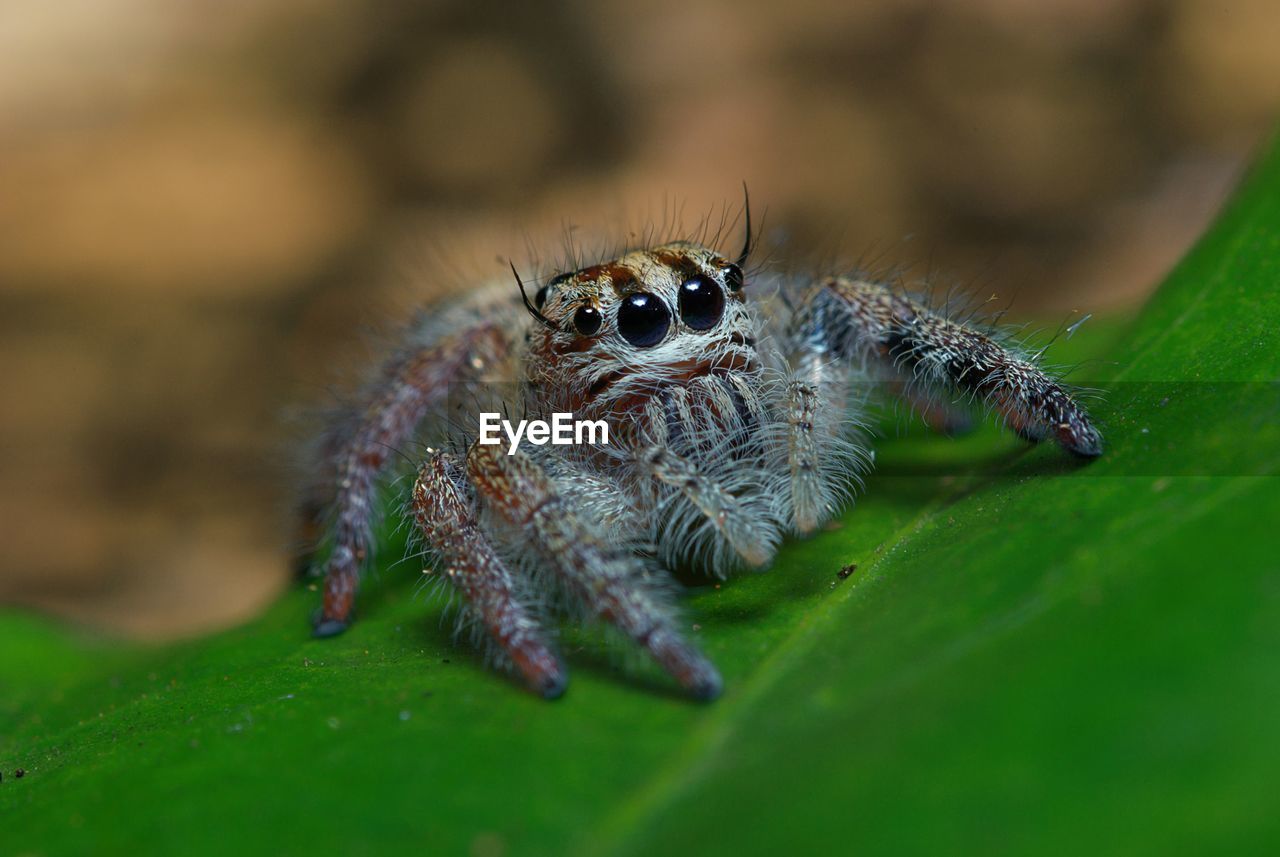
left=311, top=610, right=352, bottom=638
left=689, top=671, right=724, bottom=703
left=537, top=671, right=569, bottom=701
left=1060, top=423, right=1104, bottom=458
left=649, top=628, right=724, bottom=702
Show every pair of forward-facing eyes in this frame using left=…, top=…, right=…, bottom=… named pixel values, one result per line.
left=534, top=263, right=744, bottom=348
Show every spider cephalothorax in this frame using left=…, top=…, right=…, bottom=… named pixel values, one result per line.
left=300, top=217, right=1102, bottom=701
left=523, top=242, right=756, bottom=424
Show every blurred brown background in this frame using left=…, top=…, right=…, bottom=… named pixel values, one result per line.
left=2, top=0, right=1277, bottom=637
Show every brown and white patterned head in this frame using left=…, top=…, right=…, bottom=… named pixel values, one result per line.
left=519, top=241, right=762, bottom=426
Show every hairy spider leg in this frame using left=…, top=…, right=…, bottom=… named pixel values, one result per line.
left=413, top=452, right=567, bottom=697
left=636, top=444, right=775, bottom=569
left=313, top=323, right=508, bottom=635
left=466, top=442, right=723, bottom=700
left=803, top=277, right=1102, bottom=457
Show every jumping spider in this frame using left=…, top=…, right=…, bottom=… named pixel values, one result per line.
left=299, top=208, right=1102, bottom=701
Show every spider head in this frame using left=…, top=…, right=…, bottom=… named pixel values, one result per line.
left=522, top=242, right=761, bottom=420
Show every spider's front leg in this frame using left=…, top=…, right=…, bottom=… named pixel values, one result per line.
left=466, top=443, right=723, bottom=701
left=412, top=452, right=566, bottom=698
left=803, top=276, right=1103, bottom=457
left=310, top=323, right=507, bottom=636
left=634, top=385, right=779, bottom=566
left=636, top=444, right=776, bottom=569
left=781, top=352, right=871, bottom=535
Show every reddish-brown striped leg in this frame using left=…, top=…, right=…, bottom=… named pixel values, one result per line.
left=314, top=323, right=505, bottom=636
left=807, top=277, right=1102, bottom=457
left=466, top=443, right=722, bottom=701
left=413, top=452, right=566, bottom=698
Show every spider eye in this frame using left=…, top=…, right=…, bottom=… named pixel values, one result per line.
left=678, top=275, right=725, bottom=331
left=616, top=292, right=670, bottom=348
left=534, top=285, right=549, bottom=310
left=723, top=263, right=744, bottom=293
left=573, top=305, right=602, bottom=336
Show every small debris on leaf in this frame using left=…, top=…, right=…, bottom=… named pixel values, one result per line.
left=836, top=563, right=857, bottom=580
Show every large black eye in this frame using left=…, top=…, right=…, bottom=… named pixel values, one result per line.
left=678, top=275, right=725, bottom=331
left=573, top=305, right=602, bottom=336
left=616, top=292, right=670, bottom=347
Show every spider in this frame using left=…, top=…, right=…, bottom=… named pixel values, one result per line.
left=298, top=207, right=1102, bottom=701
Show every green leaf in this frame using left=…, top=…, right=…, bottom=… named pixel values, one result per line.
left=3, top=137, right=1278, bottom=856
